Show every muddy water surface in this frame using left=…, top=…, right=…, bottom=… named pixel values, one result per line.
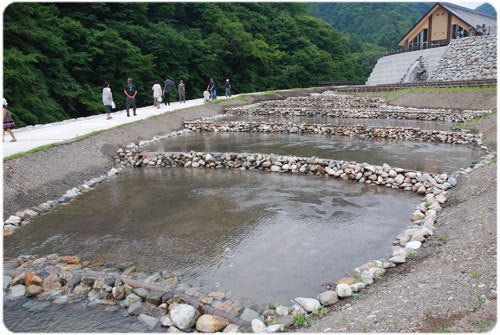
left=4, top=168, right=418, bottom=308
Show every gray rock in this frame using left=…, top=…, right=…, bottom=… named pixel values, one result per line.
left=5, top=215, right=21, bottom=225
left=26, top=285, right=44, bottom=297
left=267, top=324, right=285, bottom=333
left=160, top=315, right=174, bottom=327
left=8, top=285, right=26, bottom=299
left=389, top=254, right=406, bottom=264
left=170, top=303, right=200, bottom=330
left=240, top=307, right=260, bottom=322
left=270, top=165, right=281, bottom=172
left=405, top=240, right=422, bottom=250
left=128, top=301, right=149, bottom=316
left=222, top=324, right=241, bottom=333
left=351, top=282, right=366, bottom=292
left=138, top=314, right=159, bottom=330
left=251, top=319, right=267, bottom=333
left=317, top=290, right=338, bottom=306
left=295, top=297, right=321, bottom=312
left=275, top=305, right=289, bottom=316
left=3, top=276, right=12, bottom=290
left=290, top=304, right=306, bottom=316
left=336, top=283, right=353, bottom=298
left=133, top=287, right=148, bottom=298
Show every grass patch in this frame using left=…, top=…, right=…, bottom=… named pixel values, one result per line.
left=293, top=314, right=312, bottom=326
left=406, top=251, right=420, bottom=260
left=4, top=143, right=56, bottom=161
left=469, top=319, right=494, bottom=332
left=424, top=308, right=434, bottom=317
left=437, top=235, right=448, bottom=242
left=469, top=270, right=480, bottom=278
left=432, top=326, right=451, bottom=333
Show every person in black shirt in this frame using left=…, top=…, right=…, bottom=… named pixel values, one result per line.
left=163, top=78, right=175, bottom=106
left=123, top=78, right=137, bottom=116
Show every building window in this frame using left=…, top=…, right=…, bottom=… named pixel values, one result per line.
left=409, top=28, right=428, bottom=50
left=452, top=24, right=468, bottom=38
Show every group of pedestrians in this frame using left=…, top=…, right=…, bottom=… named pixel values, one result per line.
left=203, top=78, right=231, bottom=102
left=102, top=77, right=231, bottom=119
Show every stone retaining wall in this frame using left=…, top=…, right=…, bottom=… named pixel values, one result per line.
left=225, top=94, right=490, bottom=122
left=429, top=35, right=497, bottom=82
left=184, top=121, right=484, bottom=146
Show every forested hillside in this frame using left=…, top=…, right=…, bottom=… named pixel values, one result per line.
left=307, top=2, right=433, bottom=50
left=3, top=2, right=366, bottom=126
left=307, top=2, right=433, bottom=85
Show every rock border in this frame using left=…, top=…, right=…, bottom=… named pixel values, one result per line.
left=3, top=97, right=496, bottom=332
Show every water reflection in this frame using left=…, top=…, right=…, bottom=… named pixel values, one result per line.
left=4, top=168, right=418, bottom=305
left=3, top=297, right=148, bottom=333
left=144, top=132, right=482, bottom=174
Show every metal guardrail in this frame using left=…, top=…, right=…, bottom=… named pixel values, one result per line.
left=320, top=79, right=497, bottom=93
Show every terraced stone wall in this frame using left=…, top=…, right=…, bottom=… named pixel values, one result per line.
left=429, top=35, right=497, bottom=82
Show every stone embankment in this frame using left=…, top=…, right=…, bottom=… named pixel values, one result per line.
left=184, top=121, right=484, bottom=146
left=225, top=94, right=490, bottom=122
left=428, top=35, right=497, bottom=82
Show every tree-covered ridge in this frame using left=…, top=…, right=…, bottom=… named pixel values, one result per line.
left=3, top=2, right=366, bottom=126
left=307, top=2, right=433, bottom=51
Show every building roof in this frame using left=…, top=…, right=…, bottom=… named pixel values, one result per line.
left=440, top=2, right=496, bottom=28
left=398, top=2, right=497, bottom=45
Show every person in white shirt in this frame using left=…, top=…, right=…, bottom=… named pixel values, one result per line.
left=102, top=81, right=114, bottom=120
left=152, top=80, right=162, bottom=109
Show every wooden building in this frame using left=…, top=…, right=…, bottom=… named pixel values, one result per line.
left=398, top=2, right=497, bottom=51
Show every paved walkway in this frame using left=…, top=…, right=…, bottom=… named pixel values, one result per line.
left=2, top=97, right=230, bottom=158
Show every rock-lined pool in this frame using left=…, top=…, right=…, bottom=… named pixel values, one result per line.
left=4, top=168, right=418, bottom=308
left=144, top=132, right=483, bottom=174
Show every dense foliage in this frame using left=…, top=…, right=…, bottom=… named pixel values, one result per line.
left=308, top=2, right=433, bottom=50
left=307, top=2, right=433, bottom=86
left=3, top=2, right=366, bottom=126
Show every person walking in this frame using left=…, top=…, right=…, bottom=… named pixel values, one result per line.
left=102, top=81, right=114, bottom=120
left=178, top=80, right=186, bottom=103
left=123, top=78, right=137, bottom=116
left=3, top=98, right=17, bottom=142
left=163, top=77, right=175, bottom=106
left=207, top=78, right=216, bottom=100
left=225, top=79, right=231, bottom=97
left=152, top=80, right=162, bottom=109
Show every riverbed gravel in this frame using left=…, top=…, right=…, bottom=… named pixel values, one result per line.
left=2, top=88, right=497, bottom=332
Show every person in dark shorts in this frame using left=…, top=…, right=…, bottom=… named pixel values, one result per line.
left=163, top=78, right=175, bottom=106
left=123, top=78, right=137, bottom=116
left=3, top=98, right=17, bottom=142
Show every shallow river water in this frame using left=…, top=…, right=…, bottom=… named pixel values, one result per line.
left=145, top=132, right=483, bottom=174
left=3, top=112, right=483, bottom=332
left=4, top=168, right=419, bottom=331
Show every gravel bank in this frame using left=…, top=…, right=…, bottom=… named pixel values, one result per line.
left=2, top=88, right=497, bottom=333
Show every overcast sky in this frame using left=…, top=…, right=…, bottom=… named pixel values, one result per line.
left=451, top=1, right=483, bottom=9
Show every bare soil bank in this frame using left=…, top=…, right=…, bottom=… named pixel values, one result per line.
left=2, top=88, right=497, bottom=333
